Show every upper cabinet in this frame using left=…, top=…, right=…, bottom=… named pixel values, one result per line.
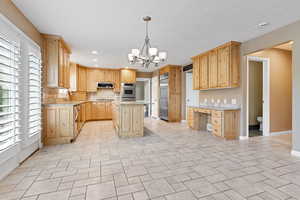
left=85, top=68, right=121, bottom=93
left=192, top=41, right=241, bottom=90
left=120, top=69, right=136, bottom=83
left=86, top=68, right=99, bottom=92
left=43, top=34, right=71, bottom=89
left=69, top=63, right=87, bottom=92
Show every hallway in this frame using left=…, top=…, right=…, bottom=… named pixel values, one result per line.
left=0, top=120, right=299, bottom=200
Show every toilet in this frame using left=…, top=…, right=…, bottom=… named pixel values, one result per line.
left=257, top=116, right=263, bottom=131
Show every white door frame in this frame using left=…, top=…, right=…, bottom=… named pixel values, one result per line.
left=246, top=56, right=270, bottom=137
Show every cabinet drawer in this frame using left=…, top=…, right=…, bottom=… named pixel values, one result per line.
left=212, top=110, right=223, bottom=118
left=212, top=126, right=222, bottom=137
left=212, top=117, right=222, bottom=126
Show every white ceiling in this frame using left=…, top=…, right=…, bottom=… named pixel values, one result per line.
left=12, top=0, right=300, bottom=71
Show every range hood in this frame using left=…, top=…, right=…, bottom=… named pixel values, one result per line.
left=97, top=82, right=114, bottom=89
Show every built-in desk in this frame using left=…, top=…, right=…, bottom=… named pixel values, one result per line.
left=188, top=106, right=240, bottom=140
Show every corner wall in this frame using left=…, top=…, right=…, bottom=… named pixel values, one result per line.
left=250, top=49, right=292, bottom=133
left=0, top=0, right=42, bottom=47
left=240, top=20, right=300, bottom=153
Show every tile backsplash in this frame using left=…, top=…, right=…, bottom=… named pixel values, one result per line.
left=88, top=89, right=119, bottom=100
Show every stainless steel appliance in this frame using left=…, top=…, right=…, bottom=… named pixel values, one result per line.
left=97, top=82, right=114, bottom=89
left=121, top=83, right=136, bottom=101
left=159, top=73, right=169, bottom=121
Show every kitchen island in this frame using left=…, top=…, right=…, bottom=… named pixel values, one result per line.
left=112, top=101, right=145, bottom=138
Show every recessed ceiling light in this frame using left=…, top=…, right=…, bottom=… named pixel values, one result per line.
left=93, top=58, right=98, bottom=62
left=258, top=22, right=270, bottom=28
left=92, top=50, right=98, bottom=55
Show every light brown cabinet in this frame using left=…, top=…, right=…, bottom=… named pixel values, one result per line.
left=112, top=70, right=121, bottom=92
left=208, top=50, right=218, bottom=88
left=78, top=66, right=87, bottom=91
left=85, top=102, right=92, bottom=121
left=121, top=69, right=136, bottom=83
left=187, top=107, right=240, bottom=140
left=86, top=68, right=99, bottom=92
left=44, top=106, right=74, bottom=145
left=43, top=34, right=71, bottom=89
left=192, top=41, right=241, bottom=90
left=199, top=54, right=209, bottom=90
left=159, top=65, right=182, bottom=122
left=70, top=63, right=87, bottom=92
left=85, top=68, right=121, bottom=92
left=192, top=57, right=200, bottom=90
left=91, top=101, right=112, bottom=120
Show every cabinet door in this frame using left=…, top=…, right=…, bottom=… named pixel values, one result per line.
left=92, top=102, right=106, bottom=120
left=199, top=55, right=209, bottom=90
left=217, top=46, right=230, bottom=88
left=45, top=107, right=57, bottom=138
left=105, top=102, right=112, bottom=119
left=121, top=69, right=136, bottom=83
left=192, top=57, right=200, bottom=90
left=97, top=69, right=105, bottom=83
left=85, top=102, right=92, bottom=121
left=46, top=38, right=59, bottom=87
left=209, top=50, right=218, bottom=88
left=113, top=70, right=120, bottom=92
left=86, top=68, right=98, bottom=92
left=81, top=103, right=86, bottom=122
left=58, top=41, right=64, bottom=87
left=78, top=67, right=87, bottom=91
left=64, top=50, right=70, bottom=89
left=231, top=45, right=240, bottom=87
left=58, top=107, right=72, bottom=137
left=104, top=70, right=113, bottom=83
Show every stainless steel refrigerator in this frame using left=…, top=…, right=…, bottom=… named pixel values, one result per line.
left=159, top=73, right=169, bottom=121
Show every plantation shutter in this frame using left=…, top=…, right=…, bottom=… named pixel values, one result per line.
left=28, top=51, right=42, bottom=137
left=0, top=35, right=20, bottom=151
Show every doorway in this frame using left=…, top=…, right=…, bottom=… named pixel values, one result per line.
left=246, top=41, right=293, bottom=140
left=185, top=71, right=199, bottom=120
left=247, top=56, right=270, bottom=137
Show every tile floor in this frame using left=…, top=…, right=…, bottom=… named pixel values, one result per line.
left=0, top=119, right=299, bottom=200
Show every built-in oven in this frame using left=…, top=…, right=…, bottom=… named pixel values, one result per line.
left=121, top=83, right=136, bottom=101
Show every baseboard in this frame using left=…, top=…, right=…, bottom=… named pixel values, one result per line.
left=291, top=150, right=300, bottom=157
left=239, top=136, right=249, bottom=140
left=271, top=130, right=292, bottom=136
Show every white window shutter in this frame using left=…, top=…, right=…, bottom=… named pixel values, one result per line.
left=0, top=35, right=20, bottom=151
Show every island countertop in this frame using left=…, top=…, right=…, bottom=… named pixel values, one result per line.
left=113, top=100, right=148, bottom=105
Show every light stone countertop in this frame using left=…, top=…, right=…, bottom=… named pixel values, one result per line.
left=113, top=100, right=148, bottom=105
left=189, top=105, right=240, bottom=111
left=43, top=99, right=115, bottom=107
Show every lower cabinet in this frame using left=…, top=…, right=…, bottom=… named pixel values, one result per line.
left=187, top=107, right=240, bottom=140
left=90, top=101, right=112, bottom=120
left=44, top=106, right=75, bottom=145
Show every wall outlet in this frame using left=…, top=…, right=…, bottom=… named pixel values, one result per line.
left=231, top=98, right=237, bottom=105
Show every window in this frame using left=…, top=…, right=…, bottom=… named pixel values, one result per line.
left=28, top=52, right=41, bottom=137
left=0, top=35, right=20, bottom=151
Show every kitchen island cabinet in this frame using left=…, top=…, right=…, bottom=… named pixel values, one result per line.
left=112, top=101, right=144, bottom=137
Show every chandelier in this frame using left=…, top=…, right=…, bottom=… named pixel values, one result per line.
left=128, top=16, right=167, bottom=68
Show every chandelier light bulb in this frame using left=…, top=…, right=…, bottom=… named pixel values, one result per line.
left=131, top=49, right=140, bottom=57
left=149, top=48, right=158, bottom=56
left=159, top=52, right=167, bottom=61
